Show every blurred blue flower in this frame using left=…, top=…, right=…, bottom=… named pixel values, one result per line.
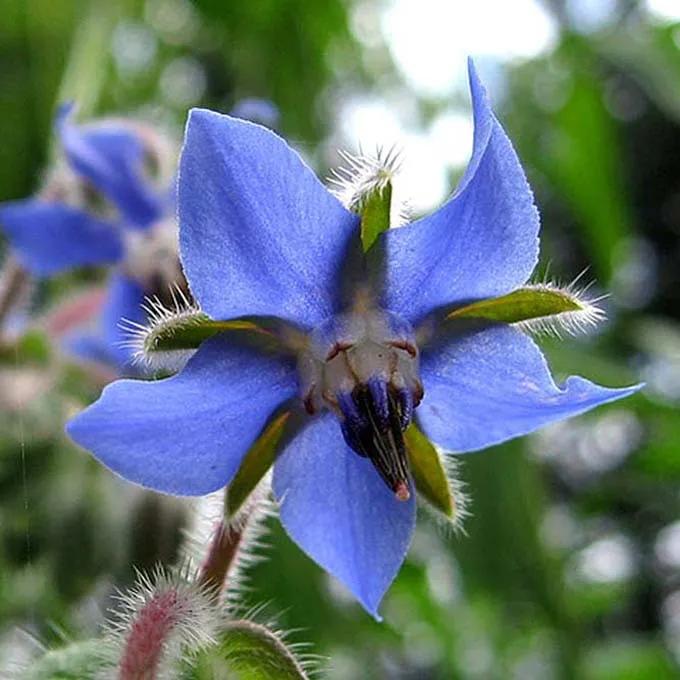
left=68, top=61, right=640, bottom=616
left=230, top=98, right=280, bottom=129
left=0, top=104, right=178, bottom=373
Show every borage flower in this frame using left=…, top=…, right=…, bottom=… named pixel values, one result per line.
left=67, top=61, right=640, bottom=617
left=0, top=104, right=180, bottom=373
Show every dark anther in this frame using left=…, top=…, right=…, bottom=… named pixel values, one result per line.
left=338, top=381, right=414, bottom=501
left=397, top=388, right=414, bottom=431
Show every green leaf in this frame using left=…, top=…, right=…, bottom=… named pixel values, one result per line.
left=405, top=424, right=454, bottom=518
left=225, top=412, right=290, bottom=519
left=23, top=640, right=110, bottom=679
left=447, top=285, right=587, bottom=324
left=184, top=620, right=308, bottom=680
left=359, top=180, right=392, bottom=252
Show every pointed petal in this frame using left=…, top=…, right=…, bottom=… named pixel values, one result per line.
left=273, top=413, right=415, bottom=618
left=417, top=323, right=641, bottom=453
left=67, top=336, right=297, bottom=495
left=57, top=104, right=164, bottom=228
left=178, top=109, right=361, bottom=328
left=0, top=199, right=123, bottom=276
left=101, top=273, right=147, bottom=370
left=380, top=59, right=540, bottom=324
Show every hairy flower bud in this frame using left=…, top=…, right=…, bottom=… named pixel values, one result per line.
left=109, top=569, right=218, bottom=679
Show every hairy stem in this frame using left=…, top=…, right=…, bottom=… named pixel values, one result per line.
left=118, top=588, right=181, bottom=680
left=196, top=518, right=246, bottom=602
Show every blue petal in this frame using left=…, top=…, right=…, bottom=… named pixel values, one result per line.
left=0, top=199, right=123, bottom=276
left=56, top=104, right=164, bottom=229
left=380, top=59, right=540, bottom=324
left=273, top=413, right=416, bottom=618
left=101, top=273, right=147, bottom=370
left=67, top=336, right=297, bottom=495
left=178, top=109, right=360, bottom=329
left=417, top=323, right=641, bottom=453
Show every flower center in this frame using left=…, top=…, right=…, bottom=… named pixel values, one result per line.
left=298, top=309, right=423, bottom=500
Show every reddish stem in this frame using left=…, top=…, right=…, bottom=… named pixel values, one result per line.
left=196, top=520, right=245, bottom=601
left=118, top=588, right=181, bottom=680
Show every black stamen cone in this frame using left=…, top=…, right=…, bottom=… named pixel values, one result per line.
left=339, top=382, right=412, bottom=500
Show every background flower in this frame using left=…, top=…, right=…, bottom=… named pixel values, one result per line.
left=0, top=105, right=177, bottom=374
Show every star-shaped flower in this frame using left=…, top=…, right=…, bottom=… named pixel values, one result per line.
left=0, top=105, right=179, bottom=372
left=67, top=61, right=640, bottom=617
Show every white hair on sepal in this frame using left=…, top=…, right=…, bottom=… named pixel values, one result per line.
left=118, top=283, right=204, bottom=373
left=418, top=447, right=471, bottom=539
left=328, top=145, right=411, bottom=227
left=409, top=433, right=470, bottom=537
left=514, top=271, right=607, bottom=340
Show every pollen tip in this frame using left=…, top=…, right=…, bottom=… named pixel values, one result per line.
left=395, top=481, right=410, bottom=502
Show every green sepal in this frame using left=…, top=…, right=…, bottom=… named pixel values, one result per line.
left=225, top=412, right=290, bottom=519
left=447, top=286, right=584, bottom=325
left=145, top=314, right=261, bottom=355
left=405, top=424, right=454, bottom=518
left=0, top=329, right=51, bottom=366
left=23, top=640, right=109, bottom=679
left=183, top=620, right=308, bottom=680
left=359, top=180, right=392, bottom=252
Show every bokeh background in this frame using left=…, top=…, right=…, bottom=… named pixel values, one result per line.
left=1, top=0, right=680, bottom=677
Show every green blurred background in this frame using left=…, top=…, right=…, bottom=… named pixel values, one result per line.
left=1, top=0, right=679, bottom=677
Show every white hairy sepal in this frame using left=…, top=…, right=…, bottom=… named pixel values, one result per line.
left=329, top=147, right=410, bottom=226
left=428, top=451, right=470, bottom=537
left=405, top=424, right=470, bottom=535
left=448, top=274, right=606, bottom=339
left=514, top=279, right=606, bottom=338
left=119, top=287, right=204, bottom=373
left=105, top=566, right=219, bottom=679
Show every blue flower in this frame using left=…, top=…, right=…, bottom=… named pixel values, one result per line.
left=0, top=104, right=177, bottom=372
left=67, top=61, right=640, bottom=617
left=229, top=98, right=280, bottom=129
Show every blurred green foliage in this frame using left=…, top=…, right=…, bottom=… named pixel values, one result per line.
left=0, top=0, right=679, bottom=678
